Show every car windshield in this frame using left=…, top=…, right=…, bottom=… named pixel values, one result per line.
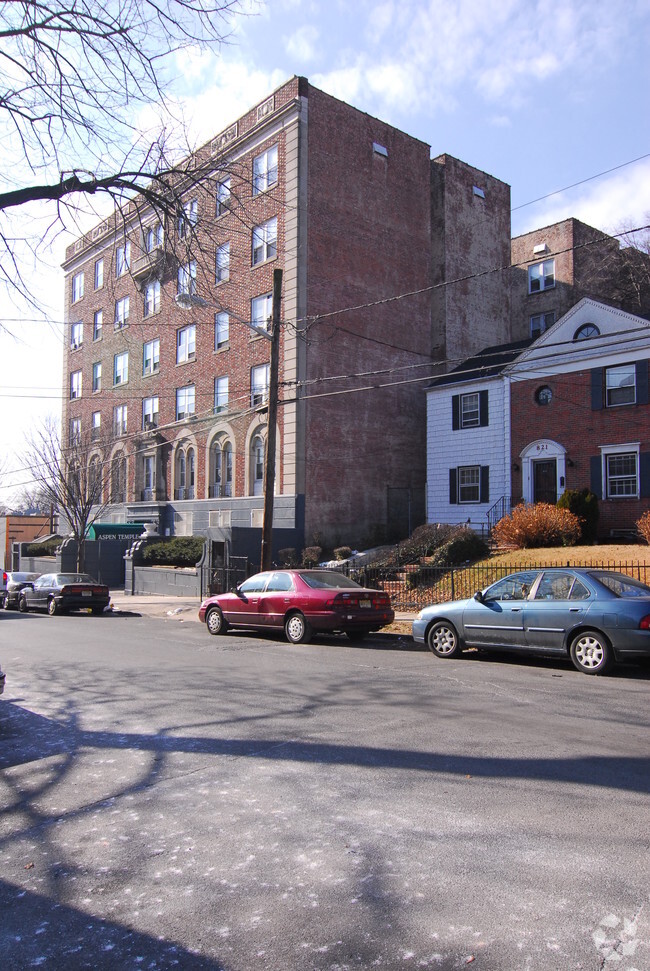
left=56, top=574, right=96, bottom=584
left=299, top=571, right=362, bottom=590
left=590, top=571, right=650, bottom=598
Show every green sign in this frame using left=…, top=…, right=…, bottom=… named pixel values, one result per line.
left=87, top=523, right=146, bottom=541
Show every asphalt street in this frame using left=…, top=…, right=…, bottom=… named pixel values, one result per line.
left=0, top=608, right=649, bottom=970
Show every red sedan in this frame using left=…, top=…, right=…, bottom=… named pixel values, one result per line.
left=199, top=569, right=394, bottom=643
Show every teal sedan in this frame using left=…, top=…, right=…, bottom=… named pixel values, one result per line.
left=412, top=569, right=650, bottom=675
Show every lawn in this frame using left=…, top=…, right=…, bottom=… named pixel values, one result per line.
left=480, top=543, right=650, bottom=569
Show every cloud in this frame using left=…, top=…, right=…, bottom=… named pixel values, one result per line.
left=512, top=159, right=650, bottom=238
left=285, top=25, right=320, bottom=63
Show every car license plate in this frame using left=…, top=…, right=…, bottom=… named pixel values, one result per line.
left=360, top=599, right=371, bottom=608
left=82, top=590, right=92, bottom=597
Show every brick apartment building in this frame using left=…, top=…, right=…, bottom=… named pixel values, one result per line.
left=511, top=217, right=650, bottom=343
left=61, top=76, right=512, bottom=563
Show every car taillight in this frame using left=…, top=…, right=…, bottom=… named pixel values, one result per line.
left=640, top=615, right=650, bottom=630
left=60, top=586, right=71, bottom=595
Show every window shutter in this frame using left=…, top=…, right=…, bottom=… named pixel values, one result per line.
left=452, top=395, right=460, bottom=430
left=590, top=455, right=602, bottom=498
left=640, top=452, right=650, bottom=498
left=591, top=368, right=603, bottom=410
left=635, top=360, right=649, bottom=405
left=479, top=390, right=489, bottom=427
left=480, top=466, right=490, bottom=503
left=449, top=468, right=458, bottom=504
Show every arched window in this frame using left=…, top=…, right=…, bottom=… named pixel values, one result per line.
left=110, top=452, right=126, bottom=502
left=251, top=433, right=265, bottom=496
left=210, top=437, right=233, bottom=498
left=88, top=456, right=102, bottom=503
left=174, top=443, right=196, bottom=500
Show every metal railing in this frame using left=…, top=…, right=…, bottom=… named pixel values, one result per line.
left=340, top=559, right=650, bottom=612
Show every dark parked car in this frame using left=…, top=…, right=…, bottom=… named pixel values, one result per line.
left=199, top=569, right=395, bottom=643
left=19, top=573, right=110, bottom=616
left=2, top=572, right=40, bottom=609
left=0, top=661, right=5, bottom=695
left=412, top=568, right=650, bottom=675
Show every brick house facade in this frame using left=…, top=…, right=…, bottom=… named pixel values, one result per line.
left=61, top=77, right=514, bottom=562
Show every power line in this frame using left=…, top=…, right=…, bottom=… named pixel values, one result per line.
left=511, top=152, right=650, bottom=212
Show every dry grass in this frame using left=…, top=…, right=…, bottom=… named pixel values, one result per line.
left=485, top=544, right=650, bottom=568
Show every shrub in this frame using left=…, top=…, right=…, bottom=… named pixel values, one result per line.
left=557, top=488, right=599, bottom=542
left=333, top=546, right=352, bottom=561
left=429, top=527, right=489, bottom=566
left=23, top=536, right=62, bottom=557
left=493, top=503, right=581, bottom=549
left=396, top=523, right=458, bottom=562
left=278, top=547, right=299, bottom=567
left=637, top=511, right=650, bottom=544
left=301, top=546, right=322, bottom=567
left=140, top=536, right=205, bottom=567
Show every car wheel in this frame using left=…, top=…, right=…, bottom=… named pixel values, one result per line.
left=18, top=595, right=28, bottom=613
left=47, top=598, right=59, bottom=616
left=3, top=594, right=10, bottom=610
left=285, top=612, right=312, bottom=644
left=205, top=606, right=228, bottom=635
left=345, top=630, right=367, bottom=641
left=569, top=630, right=613, bottom=675
left=427, top=620, right=463, bottom=658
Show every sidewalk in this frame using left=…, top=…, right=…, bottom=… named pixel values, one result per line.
left=108, top=590, right=417, bottom=628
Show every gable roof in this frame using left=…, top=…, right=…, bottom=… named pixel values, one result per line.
left=428, top=338, right=533, bottom=388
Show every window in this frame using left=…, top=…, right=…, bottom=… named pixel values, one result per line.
left=177, top=324, right=196, bottom=364
left=211, top=438, right=233, bottom=497
left=252, top=217, right=277, bottom=265
left=143, top=338, right=160, bottom=375
left=251, top=293, right=272, bottom=333
left=251, top=364, right=269, bottom=407
left=70, top=321, right=83, bottom=349
left=215, top=311, right=229, bottom=349
left=177, top=260, right=196, bottom=296
left=89, top=455, right=102, bottom=501
left=458, top=466, right=480, bottom=503
left=253, top=145, right=278, bottom=194
left=71, top=272, right=84, bottom=303
left=111, top=452, right=127, bottom=501
left=113, top=404, right=128, bottom=437
left=535, top=385, right=553, bottom=406
left=113, top=351, right=128, bottom=386
left=528, top=259, right=555, bottom=293
left=449, top=465, right=489, bottom=504
left=94, top=259, right=104, bottom=290
left=178, top=199, right=198, bottom=238
left=70, top=370, right=82, bottom=399
left=144, top=279, right=161, bottom=317
left=530, top=312, right=555, bottom=339
left=606, top=364, right=636, bottom=407
left=214, top=376, right=228, bottom=413
left=143, top=455, right=155, bottom=498
left=142, top=396, right=159, bottom=429
left=92, top=361, right=102, bottom=392
left=145, top=223, right=163, bottom=252
left=115, top=296, right=130, bottom=328
left=216, top=179, right=231, bottom=216
left=116, top=241, right=131, bottom=277
left=93, top=310, right=103, bottom=341
left=574, top=323, right=600, bottom=341
left=606, top=451, right=638, bottom=498
left=452, top=390, right=488, bottom=429
left=176, top=385, right=195, bottom=420
left=216, top=242, right=230, bottom=283
left=460, top=393, right=479, bottom=428
left=91, top=411, right=101, bottom=440
left=69, top=417, right=81, bottom=445
left=175, top=445, right=195, bottom=499
left=251, top=432, right=265, bottom=496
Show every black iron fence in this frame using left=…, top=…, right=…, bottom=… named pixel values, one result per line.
left=340, top=560, right=650, bottom=612
left=208, top=556, right=249, bottom=596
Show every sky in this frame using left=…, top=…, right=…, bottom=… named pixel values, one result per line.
left=1, top=0, right=650, bottom=505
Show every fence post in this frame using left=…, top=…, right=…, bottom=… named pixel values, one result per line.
left=450, top=568, right=455, bottom=602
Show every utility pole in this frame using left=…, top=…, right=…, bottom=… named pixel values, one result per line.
left=260, top=268, right=282, bottom=571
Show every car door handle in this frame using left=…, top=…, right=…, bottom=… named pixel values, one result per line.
left=569, top=607, right=582, bottom=612
left=510, top=607, right=522, bottom=612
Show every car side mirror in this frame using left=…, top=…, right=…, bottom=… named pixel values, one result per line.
left=474, top=590, right=484, bottom=602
